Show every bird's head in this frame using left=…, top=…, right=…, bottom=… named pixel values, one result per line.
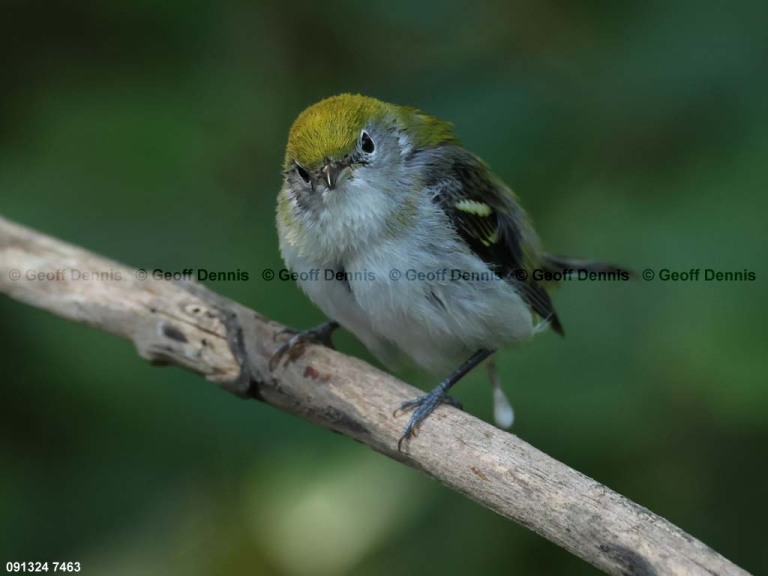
left=278, top=94, right=458, bottom=257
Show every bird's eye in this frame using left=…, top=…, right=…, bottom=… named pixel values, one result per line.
left=361, top=131, right=375, bottom=154
left=295, top=164, right=311, bottom=183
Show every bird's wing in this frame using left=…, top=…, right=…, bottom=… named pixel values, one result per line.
left=421, top=146, right=564, bottom=334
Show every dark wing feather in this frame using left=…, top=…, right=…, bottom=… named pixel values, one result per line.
left=423, top=147, right=564, bottom=335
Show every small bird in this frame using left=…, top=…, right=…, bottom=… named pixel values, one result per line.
left=275, top=94, right=625, bottom=449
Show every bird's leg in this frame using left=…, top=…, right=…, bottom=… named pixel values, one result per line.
left=269, top=320, right=340, bottom=370
left=396, top=348, right=495, bottom=450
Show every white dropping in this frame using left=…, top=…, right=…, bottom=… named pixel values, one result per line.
left=487, top=359, right=514, bottom=429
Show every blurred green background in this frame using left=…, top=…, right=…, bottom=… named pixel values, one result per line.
left=1, top=1, right=766, bottom=574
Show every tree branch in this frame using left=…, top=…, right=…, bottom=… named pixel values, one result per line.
left=0, top=215, right=749, bottom=576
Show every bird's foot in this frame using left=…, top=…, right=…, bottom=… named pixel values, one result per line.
left=269, top=321, right=340, bottom=370
left=395, top=383, right=462, bottom=451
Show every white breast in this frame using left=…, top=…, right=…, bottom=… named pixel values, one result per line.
left=279, top=197, right=535, bottom=376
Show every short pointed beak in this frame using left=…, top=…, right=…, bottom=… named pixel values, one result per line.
left=321, top=162, right=344, bottom=189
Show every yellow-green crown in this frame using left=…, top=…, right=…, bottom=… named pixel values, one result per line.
left=285, top=94, right=459, bottom=170
left=286, top=94, right=387, bottom=170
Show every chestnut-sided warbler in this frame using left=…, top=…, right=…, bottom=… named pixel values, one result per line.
left=274, top=94, right=625, bottom=448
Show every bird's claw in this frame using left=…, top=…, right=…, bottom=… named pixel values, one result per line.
left=269, top=321, right=339, bottom=371
left=395, top=391, right=462, bottom=451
